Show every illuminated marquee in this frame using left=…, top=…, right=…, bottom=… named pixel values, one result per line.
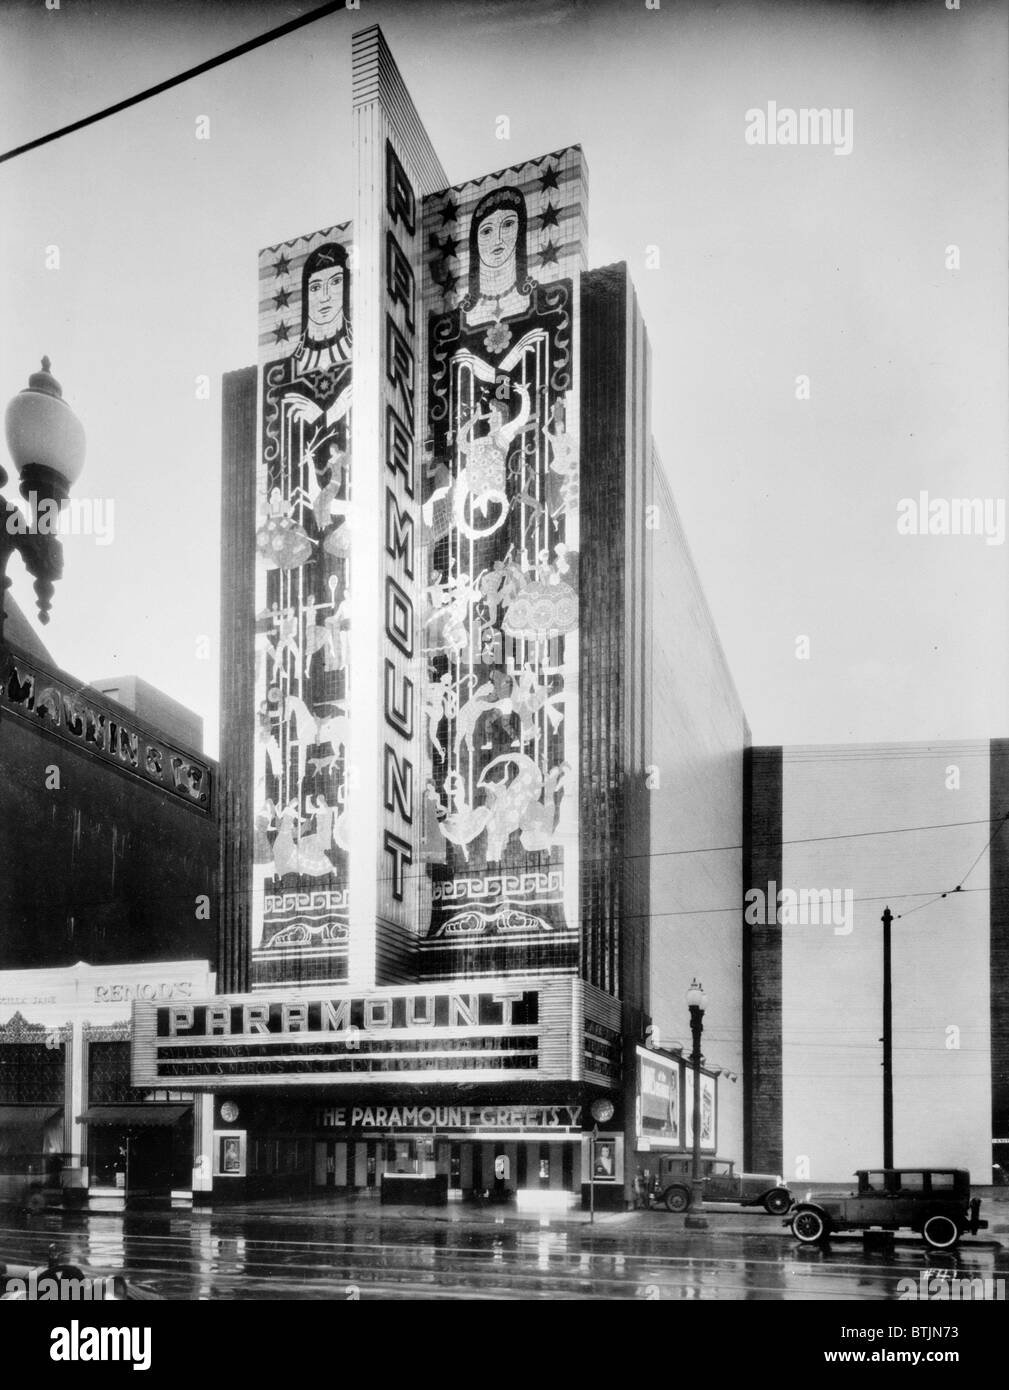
left=130, top=977, right=578, bottom=1086
left=252, top=224, right=355, bottom=985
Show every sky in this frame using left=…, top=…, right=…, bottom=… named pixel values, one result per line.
left=1, top=0, right=1006, bottom=758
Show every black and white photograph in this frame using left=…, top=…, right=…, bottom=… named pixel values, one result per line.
left=0, top=0, right=1006, bottom=1353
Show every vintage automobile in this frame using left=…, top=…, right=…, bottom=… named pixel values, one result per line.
left=788, top=1168, right=988, bottom=1248
left=652, top=1155, right=792, bottom=1214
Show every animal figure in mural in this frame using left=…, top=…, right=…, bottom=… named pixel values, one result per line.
left=281, top=695, right=349, bottom=792
left=435, top=772, right=491, bottom=862
left=478, top=752, right=567, bottom=863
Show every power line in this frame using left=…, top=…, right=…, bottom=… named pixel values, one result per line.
left=894, top=811, right=1009, bottom=919
left=626, top=814, right=999, bottom=862
left=0, top=0, right=350, bottom=166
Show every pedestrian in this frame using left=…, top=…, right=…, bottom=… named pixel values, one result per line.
left=633, top=1168, right=648, bottom=1209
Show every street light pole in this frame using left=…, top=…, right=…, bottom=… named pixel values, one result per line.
left=685, top=979, right=708, bottom=1230
left=1, top=358, right=85, bottom=644
left=589, top=1126, right=597, bottom=1225
left=881, top=906, right=893, bottom=1168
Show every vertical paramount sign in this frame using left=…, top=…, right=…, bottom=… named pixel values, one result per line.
left=248, top=29, right=587, bottom=990
left=348, top=28, right=448, bottom=985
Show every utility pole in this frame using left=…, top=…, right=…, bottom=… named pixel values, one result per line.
left=881, top=906, right=893, bottom=1168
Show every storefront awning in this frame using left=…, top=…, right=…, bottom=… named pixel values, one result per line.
left=0, top=1105, right=62, bottom=1133
left=0, top=1105, right=63, bottom=1156
left=77, top=1105, right=191, bottom=1129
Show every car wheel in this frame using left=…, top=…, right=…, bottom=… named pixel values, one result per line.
left=791, top=1209, right=828, bottom=1243
left=764, top=1189, right=792, bottom=1215
left=923, top=1215, right=960, bottom=1249
left=664, top=1186, right=691, bottom=1213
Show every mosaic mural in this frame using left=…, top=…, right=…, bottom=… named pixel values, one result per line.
left=252, top=225, right=354, bottom=984
left=419, top=149, right=585, bottom=975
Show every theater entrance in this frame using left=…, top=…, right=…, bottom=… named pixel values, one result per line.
left=312, top=1134, right=580, bottom=1199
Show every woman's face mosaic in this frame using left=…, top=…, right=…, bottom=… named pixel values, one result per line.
left=477, top=208, right=520, bottom=271
left=307, top=265, right=344, bottom=332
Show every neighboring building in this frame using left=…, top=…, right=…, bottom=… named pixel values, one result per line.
left=745, top=739, right=1009, bottom=1183
left=195, top=25, right=747, bottom=1207
left=0, top=612, right=218, bottom=1209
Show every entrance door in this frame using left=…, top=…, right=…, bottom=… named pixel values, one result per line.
left=125, top=1129, right=173, bottom=1199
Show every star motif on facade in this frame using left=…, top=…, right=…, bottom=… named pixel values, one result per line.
left=439, top=270, right=458, bottom=299
left=539, top=165, right=560, bottom=193
left=274, top=287, right=291, bottom=310
left=439, top=198, right=459, bottom=226
left=540, top=202, right=560, bottom=230
left=272, top=254, right=291, bottom=278
left=273, top=321, right=290, bottom=344
left=538, top=240, right=560, bottom=268
left=438, top=233, right=460, bottom=262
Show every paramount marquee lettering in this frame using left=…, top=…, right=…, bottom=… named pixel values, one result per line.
left=317, top=1104, right=582, bottom=1129
left=382, top=140, right=419, bottom=902
left=159, top=989, right=535, bottom=1038
left=1, top=653, right=210, bottom=810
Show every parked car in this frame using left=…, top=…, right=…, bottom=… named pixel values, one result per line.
left=788, top=1168, right=988, bottom=1249
left=652, top=1155, right=792, bottom=1214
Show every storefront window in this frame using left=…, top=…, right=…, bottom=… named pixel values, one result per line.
left=88, top=1042, right=146, bottom=1104
left=0, top=1043, right=65, bottom=1102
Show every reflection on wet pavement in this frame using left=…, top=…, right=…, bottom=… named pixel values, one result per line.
left=0, top=1206, right=1004, bottom=1300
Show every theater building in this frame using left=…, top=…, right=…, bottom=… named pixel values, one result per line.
left=199, top=25, right=748, bottom=1208
left=0, top=603, right=218, bottom=1209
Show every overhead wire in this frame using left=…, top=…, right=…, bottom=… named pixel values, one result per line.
left=0, top=0, right=349, bottom=166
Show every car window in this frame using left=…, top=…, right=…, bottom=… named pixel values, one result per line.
left=862, top=1170, right=887, bottom=1192
left=898, top=1172, right=925, bottom=1192
left=929, top=1172, right=957, bottom=1193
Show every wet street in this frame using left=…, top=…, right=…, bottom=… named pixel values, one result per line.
left=1, top=1200, right=1006, bottom=1300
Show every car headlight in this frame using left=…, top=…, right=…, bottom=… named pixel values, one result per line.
left=776, top=1176, right=783, bottom=1187
left=804, top=1190, right=812, bottom=1202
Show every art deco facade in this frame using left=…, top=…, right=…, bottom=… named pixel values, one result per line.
left=200, top=26, right=747, bottom=1205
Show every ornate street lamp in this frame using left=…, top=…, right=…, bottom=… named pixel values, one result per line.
left=1, top=358, right=86, bottom=643
left=685, top=978, right=708, bottom=1228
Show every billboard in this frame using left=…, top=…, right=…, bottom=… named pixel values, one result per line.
left=251, top=223, right=354, bottom=987
left=418, top=147, right=586, bottom=978
left=636, top=1046, right=681, bottom=1147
